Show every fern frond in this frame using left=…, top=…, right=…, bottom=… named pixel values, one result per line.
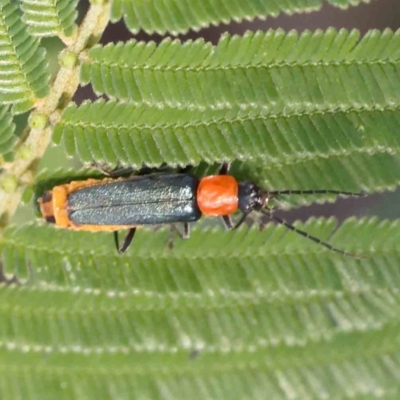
left=0, top=2, right=49, bottom=113
left=247, top=152, right=400, bottom=195
left=0, top=106, right=15, bottom=155
left=110, top=0, right=369, bottom=35
left=20, top=0, right=78, bottom=38
left=1, top=219, right=400, bottom=398
left=81, top=29, right=400, bottom=110
left=0, top=218, right=396, bottom=299
left=73, top=30, right=400, bottom=170
left=54, top=99, right=400, bottom=170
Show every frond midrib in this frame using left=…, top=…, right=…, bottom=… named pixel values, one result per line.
left=2, top=282, right=399, bottom=309
left=59, top=104, right=400, bottom=130
left=1, top=235, right=375, bottom=260
left=0, top=321, right=400, bottom=377
left=86, top=58, right=400, bottom=72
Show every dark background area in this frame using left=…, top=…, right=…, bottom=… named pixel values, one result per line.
left=77, top=0, right=400, bottom=223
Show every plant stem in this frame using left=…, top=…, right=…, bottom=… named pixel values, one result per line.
left=0, top=2, right=111, bottom=230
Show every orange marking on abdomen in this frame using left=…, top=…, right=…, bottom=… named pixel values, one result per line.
left=41, top=178, right=134, bottom=232
left=197, top=175, right=239, bottom=216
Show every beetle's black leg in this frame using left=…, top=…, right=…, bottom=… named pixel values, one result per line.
left=170, top=223, right=190, bottom=239
left=182, top=222, right=190, bottom=239
left=233, top=212, right=251, bottom=230
left=168, top=223, right=190, bottom=249
left=90, top=162, right=189, bottom=178
left=139, top=164, right=175, bottom=175
left=116, top=228, right=137, bottom=253
left=114, top=231, right=120, bottom=252
left=88, top=162, right=111, bottom=175
left=89, top=163, right=137, bottom=178
left=177, top=165, right=192, bottom=174
left=110, top=167, right=137, bottom=177
left=221, top=215, right=233, bottom=230
left=219, top=162, right=231, bottom=175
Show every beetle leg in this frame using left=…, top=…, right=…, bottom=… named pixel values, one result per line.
left=233, top=212, right=251, bottom=230
left=87, top=162, right=111, bottom=175
left=115, top=228, right=137, bottom=253
left=114, top=231, right=119, bottom=251
left=109, top=167, right=136, bottom=177
left=111, top=165, right=177, bottom=178
left=221, top=215, right=233, bottom=230
left=182, top=222, right=190, bottom=239
left=219, top=162, right=231, bottom=175
left=168, top=223, right=190, bottom=249
left=177, top=165, right=192, bottom=174
left=170, top=223, right=190, bottom=239
left=139, top=164, right=175, bottom=175
left=89, top=163, right=137, bottom=178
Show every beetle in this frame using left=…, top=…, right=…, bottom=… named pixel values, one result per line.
left=38, top=163, right=363, bottom=256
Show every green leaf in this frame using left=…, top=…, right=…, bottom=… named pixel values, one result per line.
left=0, top=2, right=49, bottom=113
left=20, top=0, right=78, bottom=38
left=54, top=99, right=400, bottom=171
left=82, top=29, right=400, bottom=109
left=72, top=30, right=400, bottom=171
left=1, top=218, right=400, bottom=398
left=0, top=106, right=16, bottom=155
left=110, top=0, right=369, bottom=35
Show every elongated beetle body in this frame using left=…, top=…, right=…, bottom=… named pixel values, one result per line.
left=41, top=174, right=201, bottom=229
left=38, top=164, right=364, bottom=256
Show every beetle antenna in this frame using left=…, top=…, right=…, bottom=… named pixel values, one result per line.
left=260, top=208, right=366, bottom=259
left=267, top=189, right=364, bottom=197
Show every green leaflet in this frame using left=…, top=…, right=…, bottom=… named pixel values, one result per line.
left=1, top=219, right=400, bottom=398
left=70, top=30, right=400, bottom=170
left=1, top=218, right=392, bottom=288
left=20, top=0, right=78, bottom=37
left=0, top=2, right=49, bottom=113
left=54, top=100, right=400, bottom=171
left=81, top=29, right=400, bottom=109
left=110, top=0, right=369, bottom=35
left=0, top=106, right=15, bottom=155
